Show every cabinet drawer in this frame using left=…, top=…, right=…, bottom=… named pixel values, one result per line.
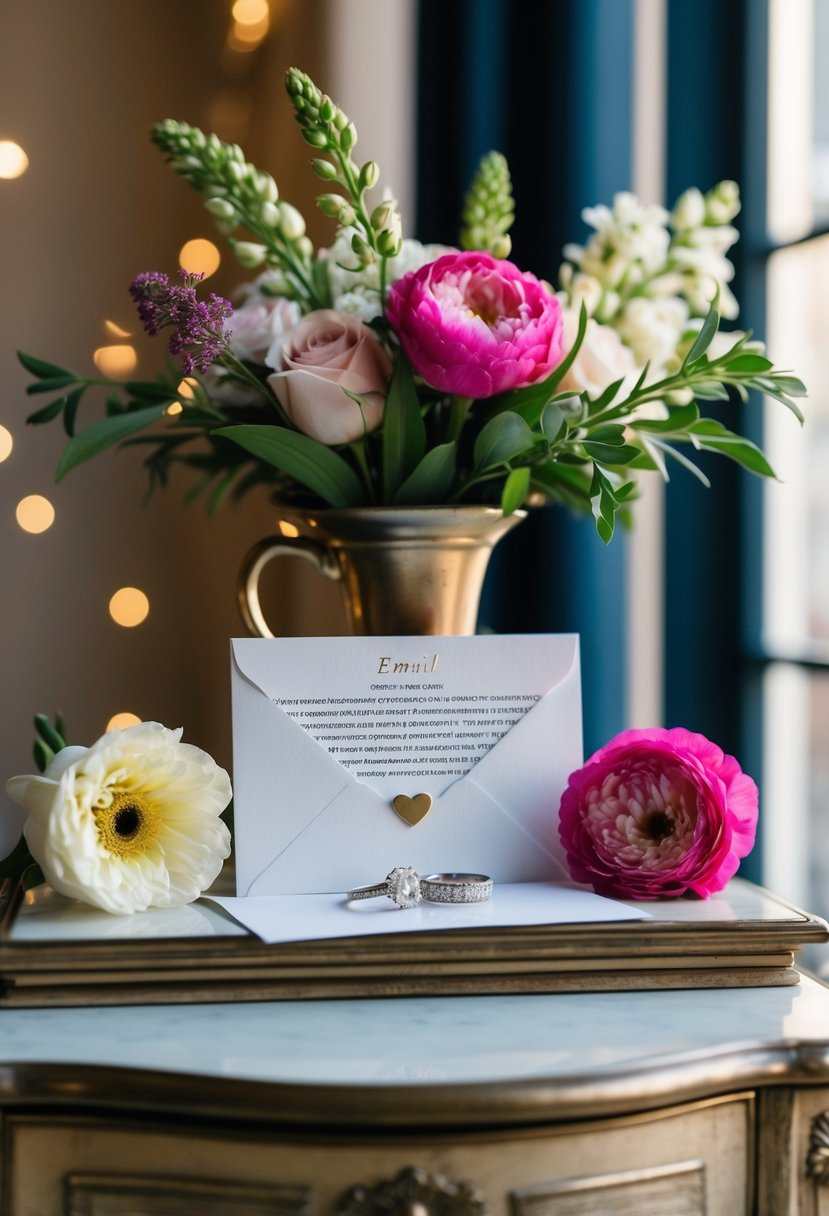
left=4, top=1094, right=753, bottom=1216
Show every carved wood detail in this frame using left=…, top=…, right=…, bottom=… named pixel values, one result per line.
left=335, top=1165, right=488, bottom=1216
left=807, top=1110, right=829, bottom=1186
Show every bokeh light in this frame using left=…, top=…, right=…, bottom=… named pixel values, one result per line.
left=93, top=344, right=137, bottom=377
left=179, top=238, right=221, bottom=278
left=232, top=0, right=269, bottom=23
left=106, top=711, right=142, bottom=732
left=16, top=494, right=55, bottom=533
left=104, top=319, right=132, bottom=338
left=278, top=520, right=300, bottom=537
left=0, top=140, right=29, bottom=179
left=108, top=586, right=150, bottom=628
left=0, top=425, right=13, bottom=462
left=166, top=401, right=183, bottom=416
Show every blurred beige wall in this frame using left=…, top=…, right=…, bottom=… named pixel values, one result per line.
left=0, top=0, right=415, bottom=853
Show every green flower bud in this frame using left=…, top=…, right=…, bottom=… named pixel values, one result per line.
left=233, top=241, right=267, bottom=269
left=260, top=200, right=280, bottom=227
left=460, top=150, right=515, bottom=256
left=312, top=158, right=339, bottom=182
left=337, top=203, right=357, bottom=227
left=296, top=236, right=314, bottom=259
left=340, top=122, right=357, bottom=151
left=226, top=161, right=244, bottom=183
left=317, top=192, right=347, bottom=219
left=377, top=228, right=403, bottom=258
left=204, top=197, right=236, bottom=220
left=279, top=202, right=306, bottom=239
left=490, top=234, right=512, bottom=259
left=319, top=95, right=335, bottom=122
left=302, top=128, right=329, bottom=149
left=370, top=202, right=393, bottom=231
left=351, top=232, right=369, bottom=258
left=360, top=160, right=380, bottom=190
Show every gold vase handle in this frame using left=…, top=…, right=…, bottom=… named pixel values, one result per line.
left=237, top=534, right=341, bottom=638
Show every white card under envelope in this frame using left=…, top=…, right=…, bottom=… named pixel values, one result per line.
left=230, top=634, right=582, bottom=896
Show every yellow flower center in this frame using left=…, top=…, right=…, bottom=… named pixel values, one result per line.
left=95, top=789, right=158, bottom=858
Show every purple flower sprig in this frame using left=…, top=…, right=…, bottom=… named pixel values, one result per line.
left=129, top=270, right=233, bottom=375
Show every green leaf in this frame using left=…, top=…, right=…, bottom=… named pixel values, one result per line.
left=682, top=299, right=720, bottom=367
left=382, top=354, right=426, bottom=501
left=589, top=465, right=619, bottom=544
left=585, top=376, right=625, bottom=416
left=540, top=402, right=566, bottom=442
left=501, top=466, right=530, bottom=515
left=395, top=442, right=457, bottom=505
left=473, top=411, right=535, bottom=470
left=540, top=301, right=589, bottom=395
left=724, top=353, right=773, bottom=373
left=27, top=396, right=67, bottom=425
left=124, top=380, right=179, bottom=402
left=25, top=374, right=79, bottom=395
left=582, top=440, right=642, bottom=465
left=215, top=424, right=365, bottom=507
left=649, top=438, right=711, bottom=486
left=688, top=419, right=777, bottom=478
left=633, top=403, right=700, bottom=434
left=17, top=350, right=72, bottom=379
left=63, top=387, right=84, bottom=437
left=34, top=712, right=66, bottom=755
left=33, top=738, right=53, bottom=773
left=56, top=404, right=169, bottom=481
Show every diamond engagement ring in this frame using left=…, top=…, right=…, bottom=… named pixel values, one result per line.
left=346, top=868, right=492, bottom=909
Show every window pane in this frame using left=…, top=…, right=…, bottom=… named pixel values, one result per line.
left=814, top=0, right=829, bottom=224
left=764, top=236, right=829, bottom=648
left=763, top=662, right=829, bottom=977
left=768, top=0, right=814, bottom=241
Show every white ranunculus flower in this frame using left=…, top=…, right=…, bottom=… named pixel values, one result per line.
left=557, top=307, right=637, bottom=397
left=5, top=723, right=232, bottom=914
left=616, top=296, right=690, bottom=371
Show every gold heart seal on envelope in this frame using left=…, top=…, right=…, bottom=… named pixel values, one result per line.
left=392, top=792, right=433, bottom=826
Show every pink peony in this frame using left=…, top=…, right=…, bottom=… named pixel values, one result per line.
left=266, top=309, right=392, bottom=445
left=385, top=251, right=565, bottom=398
left=557, top=727, right=758, bottom=900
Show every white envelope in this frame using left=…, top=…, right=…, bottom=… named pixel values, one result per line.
left=230, top=635, right=582, bottom=896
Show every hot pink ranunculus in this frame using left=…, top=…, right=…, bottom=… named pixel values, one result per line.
left=266, top=309, right=392, bottom=445
left=385, top=251, right=565, bottom=398
left=557, top=727, right=758, bottom=900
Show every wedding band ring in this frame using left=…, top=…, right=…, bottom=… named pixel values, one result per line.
left=346, top=868, right=492, bottom=909
left=420, top=873, right=493, bottom=904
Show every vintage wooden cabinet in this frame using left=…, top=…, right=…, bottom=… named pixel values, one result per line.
left=2, top=882, right=829, bottom=1215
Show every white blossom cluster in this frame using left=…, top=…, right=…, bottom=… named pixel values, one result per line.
left=325, top=229, right=452, bottom=322
left=559, top=181, right=744, bottom=378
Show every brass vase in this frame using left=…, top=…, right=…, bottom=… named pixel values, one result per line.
left=238, top=505, right=526, bottom=637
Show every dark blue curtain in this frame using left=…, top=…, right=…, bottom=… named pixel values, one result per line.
left=664, top=0, right=765, bottom=879
left=415, top=0, right=635, bottom=755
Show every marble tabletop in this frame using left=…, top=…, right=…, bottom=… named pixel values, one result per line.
left=1, top=975, right=827, bottom=1089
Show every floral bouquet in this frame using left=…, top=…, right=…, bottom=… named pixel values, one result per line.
left=20, top=68, right=805, bottom=541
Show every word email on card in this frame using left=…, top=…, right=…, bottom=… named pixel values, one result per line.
left=230, top=634, right=583, bottom=896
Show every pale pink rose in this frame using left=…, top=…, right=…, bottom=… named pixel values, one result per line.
left=227, top=294, right=301, bottom=363
left=557, top=307, right=636, bottom=396
left=385, top=251, right=565, bottom=398
left=266, top=309, right=392, bottom=445
left=557, top=727, right=758, bottom=900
